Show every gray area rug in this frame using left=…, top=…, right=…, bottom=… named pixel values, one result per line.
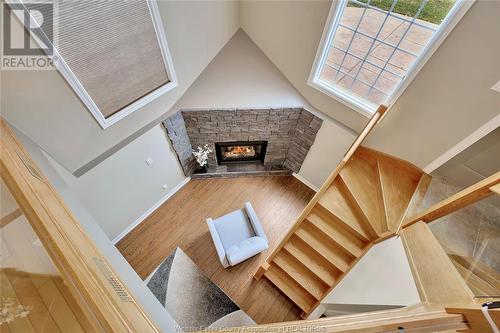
left=146, top=247, right=255, bottom=330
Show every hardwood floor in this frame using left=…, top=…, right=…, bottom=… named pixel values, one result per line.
left=117, top=176, right=315, bottom=324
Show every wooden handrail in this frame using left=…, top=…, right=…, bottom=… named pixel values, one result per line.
left=198, top=303, right=469, bottom=332
left=490, top=183, right=500, bottom=195
left=403, top=171, right=500, bottom=227
left=0, top=119, right=159, bottom=332
left=342, top=104, right=388, bottom=163
left=256, top=105, right=388, bottom=276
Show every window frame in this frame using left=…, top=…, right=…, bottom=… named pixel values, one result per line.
left=10, top=0, right=178, bottom=129
left=308, top=0, right=475, bottom=117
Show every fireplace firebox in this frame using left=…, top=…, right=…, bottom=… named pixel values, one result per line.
left=215, top=141, right=267, bottom=165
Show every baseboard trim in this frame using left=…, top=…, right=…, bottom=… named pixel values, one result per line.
left=293, top=173, right=319, bottom=192
left=112, top=177, right=191, bottom=245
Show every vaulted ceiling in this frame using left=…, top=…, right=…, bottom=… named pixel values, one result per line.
left=2, top=1, right=498, bottom=175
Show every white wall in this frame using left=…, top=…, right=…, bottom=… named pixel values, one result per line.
left=45, top=125, right=186, bottom=241
left=240, top=0, right=500, bottom=169
left=299, top=120, right=356, bottom=189
left=172, top=29, right=310, bottom=110
left=1, top=1, right=239, bottom=173
left=434, top=128, right=500, bottom=188
left=11, top=125, right=179, bottom=333
left=172, top=29, right=356, bottom=188
left=323, top=237, right=420, bottom=306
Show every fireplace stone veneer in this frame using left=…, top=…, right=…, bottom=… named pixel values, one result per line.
left=162, top=108, right=323, bottom=177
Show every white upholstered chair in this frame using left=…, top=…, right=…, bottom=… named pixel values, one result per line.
left=206, top=202, right=268, bottom=268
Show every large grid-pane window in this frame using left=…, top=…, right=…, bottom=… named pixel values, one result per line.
left=13, top=0, right=177, bottom=128
left=310, top=0, right=469, bottom=115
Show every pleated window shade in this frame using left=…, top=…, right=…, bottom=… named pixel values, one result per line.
left=37, top=0, right=171, bottom=120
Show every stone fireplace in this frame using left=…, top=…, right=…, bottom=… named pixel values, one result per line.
left=162, top=108, right=322, bottom=177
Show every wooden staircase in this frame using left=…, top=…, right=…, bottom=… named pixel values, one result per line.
left=257, top=145, right=430, bottom=316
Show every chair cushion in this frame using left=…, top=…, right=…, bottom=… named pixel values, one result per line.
left=226, top=236, right=269, bottom=266
left=213, top=209, right=255, bottom=251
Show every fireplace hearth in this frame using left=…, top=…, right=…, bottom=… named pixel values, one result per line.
left=215, top=141, right=267, bottom=165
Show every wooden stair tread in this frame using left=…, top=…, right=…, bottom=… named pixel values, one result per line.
left=377, top=158, right=422, bottom=232
left=401, top=222, right=474, bottom=304
left=273, top=251, right=328, bottom=299
left=294, top=225, right=352, bottom=272
left=283, top=236, right=340, bottom=286
left=306, top=208, right=365, bottom=258
left=264, top=264, right=315, bottom=313
left=318, top=179, right=373, bottom=242
left=340, top=153, right=387, bottom=235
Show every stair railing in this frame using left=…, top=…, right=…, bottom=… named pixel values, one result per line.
left=195, top=302, right=480, bottom=332
left=255, top=104, right=388, bottom=278
left=0, top=118, right=160, bottom=332
left=402, top=171, right=500, bottom=228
